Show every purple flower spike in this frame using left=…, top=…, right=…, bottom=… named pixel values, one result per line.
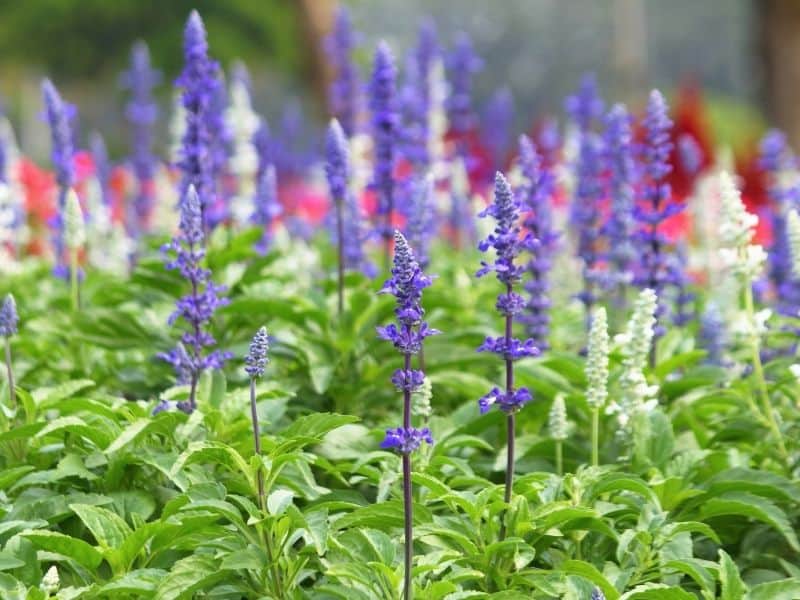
left=245, top=326, right=269, bottom=379
left=122, top=40, right=160, bottom=234
left=446, top=32, right=482, bottom=137
left=482, top=86, right=514, bottom=171
left=326, top=6, right=361, bottom=137
left=158, top=185, right=230, bottom=410
left=603, top=104, right=637, bottom=293
left=517, top=135, right=558, bottom=349
left=42, top=79, right=76, bottom=278
left=380, top=426, right=433, bottom=454
left=678, top=134, right=702, bottom=177
left=0, top=294, right=18, bottom=338
left=325, top=119, right=350, bottom=203
left=478, top=387, right=532, bottom=415
left=176, top=10, right=221, bottom=231
left=252, top=164, right=282, bottom=254
left=369, top=41, right=399, bottom=248
left=633, top=90, right=680, bottom=343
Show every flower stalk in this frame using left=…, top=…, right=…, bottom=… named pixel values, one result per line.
left=377, top=231, right=437, bottom=599
left=0, top=294, right=17, bottom=409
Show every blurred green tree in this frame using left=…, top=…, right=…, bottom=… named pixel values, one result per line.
left=0, top=0, right=311, bottom=82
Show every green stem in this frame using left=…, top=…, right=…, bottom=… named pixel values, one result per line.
left=4, top=338, right=14, bottom=410
left=591, top=408, right=599, bottom=467
left=743, top=281, right=787, bottom=458
left=555, top=440, right=563, bottom=476
left=70, top=248, right=80, bottom=312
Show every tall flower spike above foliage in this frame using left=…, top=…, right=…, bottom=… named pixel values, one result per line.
left=226, top=68, right=261, bottom=227
left=759, top=129, right=800, bottom=313
left=446, top=32, right=482, bottom=139
left=400, top=19, right=439, bottom=170
left=565, top=75, right=605, bottom=320
left=42, top=79, right=76, bottom=277
left=245, top=326, right=269, bottom=379
left=517, top=135, right=557, bottom=349
left=326, top=118, right=351, bottom=314
left=786, top=209, right=800, bottom=279
left=122, top=40, right=160, bottom=234
left=177, top=10, right=221, bottom=229
left=326, top=6, right=361, bottom=137
left=405, top=174, right=436, bottom=270
left=251, top=165, right=281, bottom=255
left=369, top=42, right=399, bottom=253
left=158, top=185, right=230, bottom=411
left=608, top=288, right=658, bottom=430
left=0, top=294, right=17, bottom=338
left=477, top=172, right=538, bottom=538
left=586, top=305, right=609, bottom=465
left=718, top=171, right=766, bottom=283
left=603, top=104, right=637, bottom=292
left=482, top=86, right=514, bottom=171
left=377, top=230, right=436, bottom=600
left=634, top=90, right=679, bottom=342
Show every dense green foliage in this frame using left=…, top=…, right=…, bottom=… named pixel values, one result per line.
left=0, top=230, right=798, bottom=599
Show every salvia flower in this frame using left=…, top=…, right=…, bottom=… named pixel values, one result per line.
left=633, top=90, right=678, bottom=339
left=176, top=10, right=221, bottom=229
left=251, top=165, right=282, bottom=254
left=158, top=185, right=230, bottom=408
left=0, top=294, right=17, bottom=338
left=369, top=42, right=399, bottom=243
left=400, top=19, right=439, bottom=170
left=446, top=32, right=482, bottom=138
left=377, top=230, right=437, bottom=453
left=325, top=119, right=350, bottom=203
left=517, top=135, right=557, bottom=348
left=122, top=41, right=160, bottom=233
left=591, top=588, right=606, bottom=600
left=566, top=76, right=605, bottom=316
left=476, top=172, right=539, bottom=412
left=787, top=209, right=800, bottom=278
left=42, top=79, right=76, bottom=277
left=608, top=288, right=659, bottom=428
left=405, top=174, right=437, bottom=270
left=245, top=326, right=269, bottom=379
left=482, top=86, right=514, bottom=171
left=699, top=302, right=727, bottom=366
left=585, top=306, right=609, bottom=411
left=603, top=104, right=637, bottom=291
left=678, top=133, right=702, bottom=177
left=226, top=71, right=261, bottom=226
left=64, top=189, right=85, bottom=250
left=326, top=6, right=361, bottom=137
left=718, top=172, right=766, bottom=283
left=548, top=394, right=568, bottom=441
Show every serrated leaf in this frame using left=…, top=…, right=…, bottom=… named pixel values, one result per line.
left=22, top=530, right=103, bottom=570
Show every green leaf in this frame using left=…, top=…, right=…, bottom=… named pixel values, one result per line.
left=747, top=579, right=800, bottom=600
left=0, top=553, right=24, bottom=571
left=69, top=503, right=132, bottom=550
left=619, top=583, right=697, bottom=599
left=560, top=560, right=619, bottom=600
left=170, top=442, right=252, bottom=482
left=267, top=489, right=294, bottom=517
left=280, top=413, right=359, bottom=442
left=97, top=568, right=167, bottom=596
left=31, top=380, right=95, bottom=405
left=22, top=530, right=103, bottom=570
left=719, top=550, right=747, bottom=600
left=154, top=554, right=225, bottom=600
left=632, top=410, right=674, bottom=469
left=699, top=492, right=800, bottom=551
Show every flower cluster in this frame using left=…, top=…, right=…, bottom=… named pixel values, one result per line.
left=565, top=75, right=605, bottom=313
left=226, top=69, right=261, bottom=227
left=405, top=174, right=437, bottom=270
left=158, top=185, right=230, bottom=404
left=0, top=294, right=17, bottom=338
left=585, top=306, right=609, bottom=410
left=64, top=189, right=85, bottom=251
left=476, top=172, right=539, bottom=414
left=176, top=11, right=221, bottom=230
left=603, top=104, right=637, bottom=290
left=245, top=326, right=269, bottom=379
left=718, top=172, right=766, bottom=283
left=377, top=231, right=437, bottom=453
left=326, top=7, right=361, bottom=137
left=41, top=79, right=76, bottom=278
left=517, top=134, right=557, bottom=348
left=325, top=119, right=350, bottom=203
left=446, top=32, right=482, bottom=138
left=369, top=42, right=399, bottom=237
left=400, top=19, right=439, bottom=170
left=251, top=165, right=282, bottom=254
left=122, top=41, right=160, bottom=233
left=548, top=394, right=568, bottom=441
left=633, top=90, right=678, bottom=337
left=608, top=288, right=658, bottom=428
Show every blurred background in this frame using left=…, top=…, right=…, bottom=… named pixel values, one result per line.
left=0, top=0, right=795, bottom=160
